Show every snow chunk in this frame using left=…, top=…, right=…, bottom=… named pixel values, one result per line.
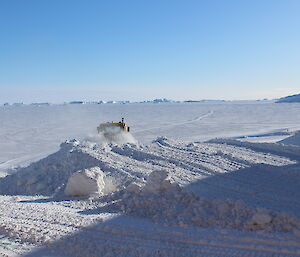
left=64, top=167, right=106, bottom=197
left=251, top=212, right=272, bottom=225
left=143, top=170, right=169, bottom=193
left=126, top=182, right=141, bottom=193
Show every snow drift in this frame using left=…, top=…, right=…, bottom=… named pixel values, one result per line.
left=0, top=139, right=142, bottom=196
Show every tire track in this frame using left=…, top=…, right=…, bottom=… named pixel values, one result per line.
left=134, top=110, right=214, bottom=134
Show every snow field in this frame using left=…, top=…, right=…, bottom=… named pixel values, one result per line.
left=1, top=102, right=300, bottom=172
left=1, top=102, right=300, bottom=256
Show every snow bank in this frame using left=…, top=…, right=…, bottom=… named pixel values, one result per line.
left=0, top=140, right=121, bottom=196
left=119, top=171, right=300, bottom=233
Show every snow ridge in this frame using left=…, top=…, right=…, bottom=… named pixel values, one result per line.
left=118, top=171, right=300, bottom=233
left=0, top=137, right=299, bottom=219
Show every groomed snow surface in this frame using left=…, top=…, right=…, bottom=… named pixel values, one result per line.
left=1, top=102, right=300, bottom=256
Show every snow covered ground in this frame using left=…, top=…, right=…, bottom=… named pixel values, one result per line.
left=1, top=102, right=300, bottom=256
left=1, top=101, right=300, bottom=173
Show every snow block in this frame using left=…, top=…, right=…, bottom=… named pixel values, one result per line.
left=64, top=167, right=105, bottom=197
left=143, top=170, right=169, bottom=193
left=251, top=212, right=272, bottom=225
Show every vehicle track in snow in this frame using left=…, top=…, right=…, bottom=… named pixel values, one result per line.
left=2, top=207, right=298, bottom=257
left=45, top=221, right=300, bottom=257
left=1, top=196, right=300, bottom=257
left=134, top=110, right=214, bottom=134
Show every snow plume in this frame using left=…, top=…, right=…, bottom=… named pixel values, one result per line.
left=118, top=171, right=300, bottom=233
left=85, top=131, right=138, bottom=145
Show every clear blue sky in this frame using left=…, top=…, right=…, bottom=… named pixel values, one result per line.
left=0, top=0, right=299, bottom=103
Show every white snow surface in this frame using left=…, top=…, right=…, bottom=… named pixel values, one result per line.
left=1, top=102, right=300, bottom=172
left=1, top=102, right=300, bottom=256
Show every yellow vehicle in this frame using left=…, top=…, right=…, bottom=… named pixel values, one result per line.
left=97, top=118, right=130, bottom=138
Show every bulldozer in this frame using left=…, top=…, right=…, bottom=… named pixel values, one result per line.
left=97, top=118, right=130, bottom=140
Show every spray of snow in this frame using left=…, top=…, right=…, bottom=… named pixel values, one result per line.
left=85, top=131, right=137, bottom=145
left=0, top=172, right=8, bottom=178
